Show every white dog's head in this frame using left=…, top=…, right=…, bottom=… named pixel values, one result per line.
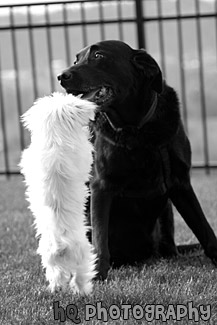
left=21, top=93, right=96, bottom=136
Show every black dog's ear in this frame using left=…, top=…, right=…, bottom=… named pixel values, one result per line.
left=132, top=49, right=163, bottom=94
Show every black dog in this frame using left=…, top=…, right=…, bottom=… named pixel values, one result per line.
left=58, top=40, right=217, bottom=280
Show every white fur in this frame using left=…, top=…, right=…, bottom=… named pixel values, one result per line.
left=20, top=92, right=97, bottom=295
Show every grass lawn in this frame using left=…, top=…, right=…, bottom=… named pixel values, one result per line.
left=0, top=172, right=217, bottom=324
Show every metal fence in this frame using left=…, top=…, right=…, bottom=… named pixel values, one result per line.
left=0, top=0, right=217, bottom=175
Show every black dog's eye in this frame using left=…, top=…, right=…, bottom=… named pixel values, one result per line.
left=94, top=52, right=104, bottom=59
left=74, top=60, right=77, bottom=65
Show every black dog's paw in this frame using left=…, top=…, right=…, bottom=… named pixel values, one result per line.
left=94, top=259, right=110, bottom=281
left=210, top=256, right=217, bottom=267
left=159, top=243, right=178, bottom=258
left=204, top=247, right=217, bottom=267
left=177, top=243, right=201, bottom=255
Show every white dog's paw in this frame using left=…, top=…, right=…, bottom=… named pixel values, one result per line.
left=69, top=276, right=93, bottom=296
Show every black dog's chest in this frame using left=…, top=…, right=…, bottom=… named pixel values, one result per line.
left=94, top=140, right=167, bottom=197
left=102, top=145, right=159, bottom=172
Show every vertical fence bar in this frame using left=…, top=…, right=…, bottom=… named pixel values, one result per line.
left=195, top=0, right=210, bottom=173
left=176, top=0, right=188, bottom=133
left=117, top=0, right=124, bottom=41
left=27, top=5, right=38, bottom=99
left=63, top=3, right=71, bottom=66
left=216, top=0, right=217, bottom=69
left=9, top=6, right=25, bottom=151
left=156, top=0, right=166, bottom=77
left=135, top=0, right=145, bottom=48
left=0, top=55, right=10, bottom=177
left=80, top=2, right=88, bottom=47
left=45, top=4, right=55, bottom=91
left=99, top=0, right=105, bottom=41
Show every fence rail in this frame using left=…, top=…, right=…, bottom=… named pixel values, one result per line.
left=0, top=0, right=217, bottom=175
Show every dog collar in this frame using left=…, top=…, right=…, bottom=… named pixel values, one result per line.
left=137, top=92, right=158, bottom=128
left=102, top=91, right=158, bottom=132
left=93, top=92, right=159, bottom=150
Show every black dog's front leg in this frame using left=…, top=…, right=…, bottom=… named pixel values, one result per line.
left=90, top=184, right=113, bottom=280
left=170, top=184, right=217, bottom=265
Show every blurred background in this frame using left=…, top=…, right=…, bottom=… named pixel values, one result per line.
left=0, top=0, right=217, bottom=175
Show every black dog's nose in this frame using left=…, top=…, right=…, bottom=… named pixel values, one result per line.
left=57, top=71, right=72, bottom=81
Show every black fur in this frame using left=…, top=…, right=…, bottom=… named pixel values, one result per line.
left=58, top=40, right=217, bottom=280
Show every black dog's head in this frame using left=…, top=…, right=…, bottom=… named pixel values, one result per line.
left=58, top=40, right=162, bottom=125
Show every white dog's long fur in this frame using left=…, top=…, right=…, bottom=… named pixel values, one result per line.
left=20, top=92, right=97, bottom=295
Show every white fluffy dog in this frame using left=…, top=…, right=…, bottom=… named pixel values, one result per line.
left=20, top=92, right=97, bottom=295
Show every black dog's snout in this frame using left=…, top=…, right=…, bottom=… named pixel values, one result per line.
left=57, top=71, right=72, bottom=82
